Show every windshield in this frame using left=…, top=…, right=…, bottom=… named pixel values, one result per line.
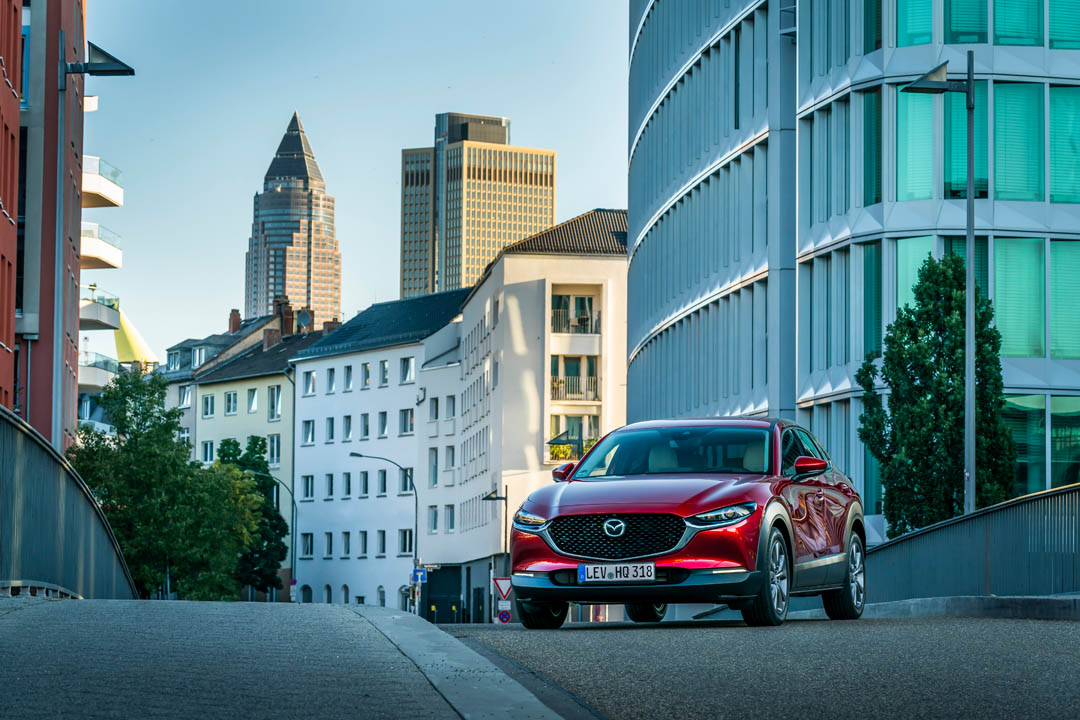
left=574, top=426, right=771, bottom=479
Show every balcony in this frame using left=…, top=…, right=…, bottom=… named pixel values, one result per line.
left=441, top=418, right=456, bottom=436
left=80, top=222, right=123, bottom=270
left=551, top=375, right=600, bottom=402
left=82, top=156, right=124, bottom=208
left=78, top=351, right=119, bottom=394
left=427, top=420, right=439, bottom=438
left=551, top=309, right=601, bottom=335
left=79, top=286, right=121, bottom=330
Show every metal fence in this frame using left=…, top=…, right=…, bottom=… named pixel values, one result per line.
left=0, top=406, right=137, bottom=599
left=866, top=483, right=1080, bottom=603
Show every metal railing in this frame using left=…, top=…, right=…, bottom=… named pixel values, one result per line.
left=81, top=286, right=120, bottom=310
left=551, top=309, right=602, bottom=334
left=866, top=483, right=1080, bottom=603
left=79, top=351, right=120, bottom=374
left=81, top=221, right=122, bottom=248
left=84, top=155, right=123, bottom=185
left=551, top=375, right=600, bottom=401
left=0, top=406, right=138, bottom=599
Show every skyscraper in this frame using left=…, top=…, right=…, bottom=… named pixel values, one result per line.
left=400, top=112, right=556, bottom=298
left=245, top=113, right=340, bottom=325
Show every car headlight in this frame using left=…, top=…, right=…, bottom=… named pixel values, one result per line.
left=690, top=502, right=757, bottom=527
left=513, top=508, right=547, bottom=529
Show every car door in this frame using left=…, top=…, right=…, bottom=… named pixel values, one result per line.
left=779, top=428, right=829, bottom=587
left=796, top=429, right=852, bottom=584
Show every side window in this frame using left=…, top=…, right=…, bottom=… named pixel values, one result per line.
left=780, top=429, right=807, bottom=477
left=795, top=429, right=829, bottom=464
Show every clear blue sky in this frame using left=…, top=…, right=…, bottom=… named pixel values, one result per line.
left=81, top=0, right=629, bottom=359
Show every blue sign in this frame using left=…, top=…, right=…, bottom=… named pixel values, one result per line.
left=498, top=610, right=511, bottom=623
left=412, top=568, right=427, bottom=584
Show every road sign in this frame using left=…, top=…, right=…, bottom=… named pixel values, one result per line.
left=422, top=564, right=440, bottom=570
left=493, top=577, right=512, bottom=599
left=498, top=600, right=511, bottom=611
left=412, top=568, right=427, bottom=584
left=498, top=610, right=511, bottom=623
left=290, top=578, right=297, bottom=586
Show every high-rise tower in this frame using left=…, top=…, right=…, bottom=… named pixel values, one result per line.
left=245, top=112, right=340, bottom=324
left=400, top=112, right=556, bottom=298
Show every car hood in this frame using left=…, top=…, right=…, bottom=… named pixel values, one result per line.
left=526, top=474, right=762, bottom=517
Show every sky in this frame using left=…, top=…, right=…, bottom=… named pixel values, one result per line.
left=80, top=0, right=629, bottom=360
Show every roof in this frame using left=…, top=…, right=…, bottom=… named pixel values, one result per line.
left=502, top=208, right=627, bottom=257
left=161, top=315, right=274, bottom=382
left=294, top=288, right=471, bottom=361
left=196, top=331, right=327, bottom=385
left=265, top=112, right=323, bottom=183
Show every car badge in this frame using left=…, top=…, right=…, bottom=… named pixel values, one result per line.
left=603, top=518, right=626, bottom=537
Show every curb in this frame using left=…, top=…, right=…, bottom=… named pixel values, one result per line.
left=789, top=595, right=1080, bottom=621
left=355, top=607, right=561, bottom=719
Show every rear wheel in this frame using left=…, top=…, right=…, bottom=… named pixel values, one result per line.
left=823, top=534, right=865, bottom=620
left=741, top=527, right=790, bottom=627
left=516, top=598, right=568, bottom=629
left=625, top=602, right=667, bottom=623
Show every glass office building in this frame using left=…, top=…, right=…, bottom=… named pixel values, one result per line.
left=628, top=0, right=1080, bottom=539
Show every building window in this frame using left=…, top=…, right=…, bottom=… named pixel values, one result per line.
left=358, top=530, right=368, bottom=555
left=863, top=88, right=882, bottom=206
left=1050, top=86, right=1080, bottom=203
left=325, top=417, right=335, bottom=442
left=429, top=448, right=438, bottom=486
left=247, top=388, right=258, bottom=413
left=303, top=371, right=316, bottom=395
left=399, top=408, right=414, bottom=435
left=1051, top=396, right=1080, bottom=487
left=179, top=427, right=190, bottom=446
left=995, top=0, right=1042, bottom=46
left=178, top=385, right=192, bottom=408
left=378, top=411, right=388, bottom=437
left=896, top=236, right=934, bottom=310
left=167, top=351, right=180, bottom=371
left=302, top=475, right=314, bottom=499
left=399, top=528, right=413, bottom=555
left=944, top=236, right=989, bottom=298
left=342, top=531, right=351, bottom=556
left=1003, top=395, right=1046, bottom=497
left=202, top=394, right=215, bottom=418
left=445, top=504, right=455, bottom=531
left=1051, top=0, right=1080, bottom=48
left=301, top=533, right=314, bottom=557
left=268, top=385, right=281, bottom=421
left=324, top=532, right=333, bottom=557
left=428, top=505, right=438, bottom=533
left=379, top=360, right=389, bottom=386
left=343, top=415, right=352, bottom=441
left=399, top=468, right=413, bottom=494
left=1052, top=240, right=1080, bottom=358
left=361, top=362, right=371, bottom=388
left=201, top=440, right=213, bottom=463
left=360, top=471, right=369, bottom=496
left=429, top=397, right=439, bottom=421
left=865, top=0, right=882, bottom=52
left=446, top=395, right=456, bottom=417
left=945, top=0, right=987, bottom=43
left=995, top=83, right=1044, bottom=201
left=268, top=433, right=281, bottom=467
left=224, top=391, right=238, bottom=416
left=400, top=356, right=415, bottom=383
left=377, top=469, right=387, bottom=495
left=377, top=530, right=386, bottom=555
left=325, top=473, right=334, bottom=498
left=445, top=445, right=455, bottom=470
left=326, top=368, right=336, bottom=393
left=344, top=365, right=353, bottom=391
left=897, top=86, right=932, bottom=201
left=944, top=81, right=988, bottom=199
left=897, top=0, right=932, bottom=45
left=996, top=237, right=1045, bottom=357
left=360, top=413, right=370, bottom=439
left=302, top=420, right=315, bottom=445
left=343, top=472, right=352, bottom=496
left=192, top=347, right=207, bottom=368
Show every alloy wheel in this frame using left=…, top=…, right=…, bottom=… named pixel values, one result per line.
left=849, top=541, right=865, bottom=610
left=769, top=534, right=789, bottom=616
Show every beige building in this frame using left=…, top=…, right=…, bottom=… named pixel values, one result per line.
left=400, top=112, right=556, bottom=298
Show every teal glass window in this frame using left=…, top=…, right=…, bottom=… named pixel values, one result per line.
left=863, top=241, right=882, bottom=357
left=946, top=0, right=988, bottom=43
left=863, top=447, right=883, bottom=514
left=898, top=0, right=933, bottom=45
left=896, top=235, right=933, bottom=310
left=1051, top=240, right=1080, bottom=358
left=994, top=83, right=1044, bottom=202
left=1050, top=86, right=1080, bottom=203
left=995, top=237, right=1045, bottom=357
left=897, top=88, right=933, bottom=201
left=1051, top=396, right=1080, bottom=488
left=1051, top=0, right=1080, bottom=48
left=865, top=0, right=882, bottom=53
left=944, top=236, right=989, bottom=298
left=945, top=81, right=988, bottom=198
left=995, top=0, right=1043, bottom=45
left=1003, top=395, right=1047, bottom=497
left=864, top=88, right=882, bottom=205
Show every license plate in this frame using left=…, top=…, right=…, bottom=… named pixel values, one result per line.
left=578, top=562, right=656, bottom=583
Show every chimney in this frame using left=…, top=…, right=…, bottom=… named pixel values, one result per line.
left=322, top=320, right=341, bottom=334
left=277, top=297, right=294, bottom=336
left=263, top=328, right=282, bottom=350
left=228, top=308, right=242, bottom=333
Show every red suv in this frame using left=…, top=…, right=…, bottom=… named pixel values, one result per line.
left=510, top=418, right=866, bottom=629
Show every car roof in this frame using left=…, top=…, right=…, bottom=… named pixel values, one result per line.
left=620, top=416, right=791, bottom=432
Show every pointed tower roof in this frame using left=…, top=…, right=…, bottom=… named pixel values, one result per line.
left=264, top=111, right=324, bottom=183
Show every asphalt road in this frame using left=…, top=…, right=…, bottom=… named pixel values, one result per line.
left=445, top=616, right=1080, bottom=720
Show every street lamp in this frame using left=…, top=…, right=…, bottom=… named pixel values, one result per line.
left=902, top=50, right=977, bottom=515
left=349, top=452, right=418, bottom=612
left=482, top=487, right=509, bottom=575
left=246, top=471, right=298, bottom=601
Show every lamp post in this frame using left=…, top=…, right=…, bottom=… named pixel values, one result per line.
left=349, top=452, right=418, bottom=613
left=902, top=51, right=977, bottom=515
left=246, top=471, right=298, bottom=601
left=482, top=486, right=509, bottom=574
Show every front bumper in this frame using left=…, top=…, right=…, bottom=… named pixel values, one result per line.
left=511, top=568, right=765, bottom=604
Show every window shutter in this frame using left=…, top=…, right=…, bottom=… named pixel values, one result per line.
left=864, top=89, right=882, bottom=205
left=946, top=0, right=988, bottom=42
left=995, top=0, right=1043, bottom=45
left=896, top=236, right=934, bottom=310
left=945, top=81, right=988, bottom=198
left=1050, top=86, right=1080, bottom=203
left=995, top=83, right=1044, bottom=201
left=898, top=0, right=933, bottom=45
left=897, top=89, right=933, bottom=201
left=995, top=237, right=1046, bottom=357
left=1051, top=0, right=1080, bottom=48
left=1051, top=240, right=1080, bottom=358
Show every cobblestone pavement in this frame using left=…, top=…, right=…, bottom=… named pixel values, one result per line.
left=0, top=598, right=458, bottom=719
left=447, top=615, right=1080, bottom=720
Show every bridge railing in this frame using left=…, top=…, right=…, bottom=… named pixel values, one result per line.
left=866, top=482, right=1080, bottom=603
left=0, top=406, right=137, bottom=599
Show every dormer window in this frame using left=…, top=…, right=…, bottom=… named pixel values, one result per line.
left=192, top=347, right=207, bottom=369
left=167, top=351, right=181, bottom=371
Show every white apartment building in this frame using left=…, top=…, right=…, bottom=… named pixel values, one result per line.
left=291, top=289, right=471, bottom=608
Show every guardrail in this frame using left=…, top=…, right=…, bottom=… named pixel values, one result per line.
left=0, top=405, right=137, bottom=599
left=866, top=482, right=1080, bottom=603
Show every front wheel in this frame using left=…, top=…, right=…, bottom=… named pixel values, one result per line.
left=516, top=598, right=568, bottom=629
left=625, top=602, right=667, bottom=623
left=822, top=534, right=866, bottom=620
left=741, top=526, right=790, bottom=627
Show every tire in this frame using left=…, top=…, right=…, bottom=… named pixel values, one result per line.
left=516, top=598, right=568, bottom=629
left=624, top=602, right=667, bottom=623
left=822, top=534, right=866, bottom=620
left=741, top=526, right=791, bottom=627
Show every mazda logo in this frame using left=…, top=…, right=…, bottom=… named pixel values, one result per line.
left=603, top=518, right=626, bottom=537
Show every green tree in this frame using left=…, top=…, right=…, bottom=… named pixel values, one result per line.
left=67, top=368, right=261, bottom=600
left=218, top=436, right=289, bottom=594
left=856, top=254, right=1016, bottom=536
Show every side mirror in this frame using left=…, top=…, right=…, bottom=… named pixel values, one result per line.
left=552, top=462, right=575, bottom=482
left=793, top=456, right=828, bottom=479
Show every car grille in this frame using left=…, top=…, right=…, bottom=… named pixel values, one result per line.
left=546, top=513, right=687, bottom=560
